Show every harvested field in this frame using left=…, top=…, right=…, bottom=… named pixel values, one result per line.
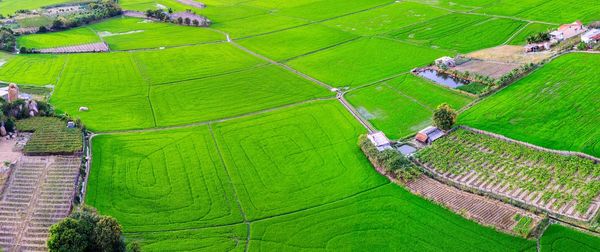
left=415, top=129, right=600, bottom=222
left=0, top=156, right=81, bottom=251
left=466, top=45, right=553, bottom=64
left=406, top=176, right=541, bottom=235
left=453, top=59, right=519, bottom=79
left=37, top=42, right=109, bottom=54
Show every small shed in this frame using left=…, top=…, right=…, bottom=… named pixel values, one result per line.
left=524, top=42, right=551, bottom=52
left=415, top=126, right=444, bottom=144
left=367, top=132, right=392, bottom=151
left=581, top=29, right=600, bottom=44
left=435, top=56, right=455, bottom=67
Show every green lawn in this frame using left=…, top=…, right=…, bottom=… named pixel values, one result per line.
left=322, top=1, right=449, bottom=36
left=540, top=225, right=600, bottom=252
left=237, top=24, right=358, bottom=61
left=459, top=53, right=600, bottom=157
left=287, top=37, right=450, bottom=87
left=89, top=17, right=224, bottom=50
left=346, top=74, right=474, bottom=139
left=149, top=65, right=332, bottom=126
left=17, top=27, right=101, bottom=50
left=389, top=14, right=526, bottom=53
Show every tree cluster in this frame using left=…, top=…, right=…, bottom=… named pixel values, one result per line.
left=0, top=27, right=16, bottom=52
left=526, top=31, right=550, bottom=44
left=48, top=206, right=131, bottom=252
left=0, top=97, right=53, bottom=133
left=432, top=103, right=456, bottom=131
left=145, top=9, right=170, bottom=21
left=50, top=0, right=122, bottom=30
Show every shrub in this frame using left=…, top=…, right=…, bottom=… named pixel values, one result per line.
left=0, top=27, right=16, bottom=52
left=358, top=135, right=420, bottom=182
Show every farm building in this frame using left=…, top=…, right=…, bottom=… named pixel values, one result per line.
left=415, top=126, right=444, bottom=144
left=435, top=56, right=456, bottom=67
left=581, top=29, right=600, bottom=44
left=550, top=20, right=586, bottom=41
left=524, top=42, right=551, bottom=52
left=0, top=84, right=31, bottom=102
left=367, top=132, right=393, bottom=151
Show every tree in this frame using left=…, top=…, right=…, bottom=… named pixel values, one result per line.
left=94, top=216, right=124, bottom=252
left=433, top=103, right=456, bottom=131
left=126, top=241, right=142, bottom=252
left=577, top=41, right=588, bottom=50
left=48, top=218, right=90, bottom=252
left=184, top=17, right=191, bottom=25
left=177, top=17, right=183, bottom=24
left=51, top=19, right=64, bottom=30
left=192, top=19, right=199, bottom=26
left=38, top=26, right=48, bottom=33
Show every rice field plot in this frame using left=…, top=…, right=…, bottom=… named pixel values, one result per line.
left=90, top=17, right=224, bottom=50
left=274, top=0, right=392, bottom=21
left=0, top=54, right=67, bottom=85
left=249, top=183, right=537, bottom=251
left=132, top=43, right=264, bottom=85
left=195, top=5, right=268, bottom=23
left=415, top=129, right=600, bottom=221
left=0, top=0, right=84, bottom=15
left=50, top=52, right=154, bottom=131
left=86, top=126, right=244, bottom=232
left=236, top=24, right=358, bottom=61
left=17, top=117, right=82, bottom=155
left=118, top=0, right=157, bottom=12
left=405, top=0, right=497, bottom=11
left=16, top=27, right=101, bottom=50
left=540, top=225, right=600, bottom=252
left=345, top=74, right=473, bottom=139
left=287, top=37, right=450, bottom=87
left=477, top=0, right=600, bottom=23
left=389, top=14, right=526, bottom=53
left=150, top=65, right=332, bottom=127
left=321, top=1, right=450, bottom=36
left=458, top=53, right=600, bottom=157
left=211, top=14, right=309, bottom=39
left=508, top=23, right=556, bottom=45
left=212, top=100, right=388, bottom=220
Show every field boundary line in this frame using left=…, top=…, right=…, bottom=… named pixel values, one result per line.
left=281, top=36, right=361, bottom=62
left=208, top=123, right=251, bottom=251
left=382, top=82, right=434, bottom=111
left=503, top=22, right=531, bottom=45
left=418, top=3, right=559, bottom=26
left=150, top=63, right=270, bottom=87
left=93, top=97, right=336, bottom=135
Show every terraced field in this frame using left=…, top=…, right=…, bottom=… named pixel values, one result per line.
left=459, top=53, right=600, bottom=158
left=346, top=74, right=473, bottom=139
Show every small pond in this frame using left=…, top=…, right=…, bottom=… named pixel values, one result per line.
left=417, top=69, right=470, bottom=88
left=397, top=144, right=416, bottom=156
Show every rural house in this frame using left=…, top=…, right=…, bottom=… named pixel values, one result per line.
left=581, top=29, right=600, bottom=44
left=435, top=56, right=456, bottom=67
left=550, top=20, right=586, bottom=41
left=524, top=42, right=551, bottom=52
left=367, top=132, right=392, bottom=151
left=415, top=126, right=444, bottom=144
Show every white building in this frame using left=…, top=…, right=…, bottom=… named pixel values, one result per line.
left=581, top=29, right=600, bottom=44
left=435, top=56, right=456, bottom=67
left=550, top=20, right=586, bottom=41
left=367, top=132, right=392, bottom=151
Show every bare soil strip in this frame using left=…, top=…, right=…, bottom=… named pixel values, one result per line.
left=37, top=42, right=109, bottom=54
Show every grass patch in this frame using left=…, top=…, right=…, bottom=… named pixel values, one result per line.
left=287, top=37, right=450, bottom=87
left=17, top=117, right=82, bottom=155
left=345, top=74, right=473, bottom=139
left=540, top=225, right=600, bottom=251
left=458, top=53, right=600, bottom=157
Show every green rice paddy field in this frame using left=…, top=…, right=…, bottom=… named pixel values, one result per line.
left=459, top=53, right=600, bottom=158
left=1, top=0, right=599, bottom=250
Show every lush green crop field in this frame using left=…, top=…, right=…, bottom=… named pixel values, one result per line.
left=150, top=65, right=332, bottom=126
left=237, top=24, right=357, bottom=61
left=459, top=53, right=600, bottom=157
left=477, top=0, right=600, bottom=23
left=275, top=0, right=391, bottom=21
left=89, top=17, right=224, bottom=50
left=404, top=0, right=497, bottom=11
left=346, top=74, right=473, bottom=139
left=211, top=14, right=309, bottom=39
left=389, top=14, right=526, bottom=53
left=287, top=37, right=450, bottom=87
left=0, top=54, right=66, bottom=85
left=249, top=184, right=536, bottom=251
left=508, top=23, right=556, bottom=45
left=540, top=225, right=600, bottom=252
left=322, top=1, right=449, bottom=36
left=0, top=0, right=84, bottom=15
left=17, top=27, right=101, bottom=50
left=132, top=43, right=264, bottom=84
